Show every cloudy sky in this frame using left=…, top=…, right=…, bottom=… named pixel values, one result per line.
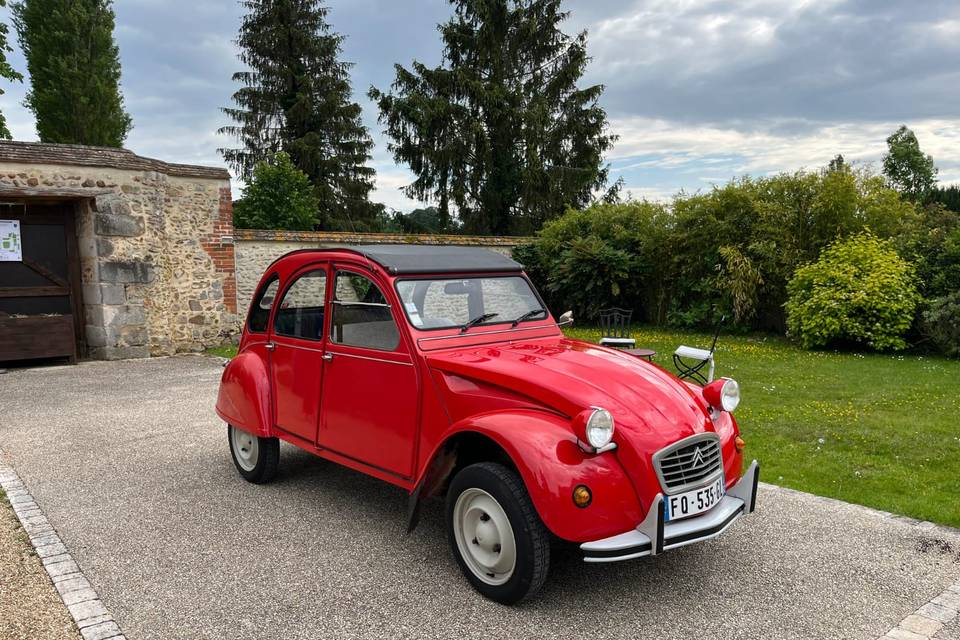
left=1, top=0, right=958, bottom=210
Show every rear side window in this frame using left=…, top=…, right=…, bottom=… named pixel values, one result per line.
left=274, top=269, right=327, bottom=340
left=330, top=272, right=399, bottom=351
left=248, top=277, right=279, bottom=333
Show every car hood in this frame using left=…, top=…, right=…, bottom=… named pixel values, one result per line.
left=425, top=337, right=714, bottom=449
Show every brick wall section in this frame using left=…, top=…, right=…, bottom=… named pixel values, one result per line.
left=200, top=188, right=238, bottom=314
left=233, top=229, right=534, bottom=311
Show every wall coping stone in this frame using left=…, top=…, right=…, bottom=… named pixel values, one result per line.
left=234, top=228, right=534, bottom=246
left=0, top=140, right=230, bottom=180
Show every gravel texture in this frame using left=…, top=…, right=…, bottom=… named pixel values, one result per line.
left=0, top=489, right=80, bottom=640
left=0, top=355, right=959, bottom=640
left=938, top=615, right=960, bottom=640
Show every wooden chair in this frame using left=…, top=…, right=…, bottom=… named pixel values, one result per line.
left=598, top=308, right=636, bottom=348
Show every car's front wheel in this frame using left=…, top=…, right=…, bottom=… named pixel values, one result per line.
left=227, top=424, right=279, bottom=484
left=446, top=462, right=550, bottom=604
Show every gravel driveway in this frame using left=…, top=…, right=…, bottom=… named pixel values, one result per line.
left=0, top=356, right=958, bottom=640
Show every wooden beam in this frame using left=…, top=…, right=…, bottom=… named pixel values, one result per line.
left=22, top=256, right=69, bottom=288
left=0, top=286, right=69, bottom=298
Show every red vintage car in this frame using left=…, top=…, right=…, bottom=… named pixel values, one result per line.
left=216, top=245, right=759, bottom=603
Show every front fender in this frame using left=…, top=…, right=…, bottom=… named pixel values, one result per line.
left=215, top=351, right=272, bottom=438
left=428, top=409, right=643, bottom=543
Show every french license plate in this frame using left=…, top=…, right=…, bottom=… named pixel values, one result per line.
left=664, top=477, right=725, bottom=522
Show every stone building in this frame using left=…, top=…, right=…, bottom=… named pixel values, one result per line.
left=0, top=141, right=534, bottom=365
left=0, top=141, right=238, bottom=362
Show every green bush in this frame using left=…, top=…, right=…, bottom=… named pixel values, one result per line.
left=515, top=201, right=670, bottom=321
left=518, top=169, right=922, bottom=339
left=785, top=234, right=920, bottom=350
left=233, top=152, right=319, bottom=231
left=545, top=237, right=635, bottom=320
left=922, top=292, right=960, bottom=358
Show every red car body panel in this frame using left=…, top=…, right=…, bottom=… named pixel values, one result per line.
left=216, top=248, right=745, bottom=543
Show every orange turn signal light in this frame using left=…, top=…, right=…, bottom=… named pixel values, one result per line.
left=572, top=485, right=592, bottom=508
left=735, top=436, right=746, bottom=452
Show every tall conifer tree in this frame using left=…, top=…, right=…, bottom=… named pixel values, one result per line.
left=220, top=0, right=380, bottom=230
left=370, top=0, right=617, bottom=235
left=12, top=0, right=131, bottom=146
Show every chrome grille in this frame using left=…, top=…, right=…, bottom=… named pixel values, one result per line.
left=653, top=434, right=723, bottom=493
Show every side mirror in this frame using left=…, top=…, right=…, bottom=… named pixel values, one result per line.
left=558, top=310, right=574, bottom=327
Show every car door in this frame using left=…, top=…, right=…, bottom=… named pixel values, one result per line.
left=318, top=267, right=419, bottom=478
left=268, top=264, right=329, bottom=443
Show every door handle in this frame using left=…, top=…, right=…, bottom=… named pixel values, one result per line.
left=265, top=342, right=276, bottom=352
left=322, top=352, right=333, bottom=361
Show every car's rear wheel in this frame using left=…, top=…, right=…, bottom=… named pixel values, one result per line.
left=446, top=462, right=549, bottom=604
left=228, top=424, right=279, bottom=484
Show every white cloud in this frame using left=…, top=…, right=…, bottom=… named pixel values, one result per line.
left=609, top=116, right=960, bottom=186
left=2, top=0, right=959, bottom=214
left=371, top=168, right=417, bottom=212
left=622, top=185, right=678, bottom=203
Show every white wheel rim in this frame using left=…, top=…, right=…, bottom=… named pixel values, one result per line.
left=453, top=488, right=517, bottom=586
left=231, top=427, right=259, bottom=472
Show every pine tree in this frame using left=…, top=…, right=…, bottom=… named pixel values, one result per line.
left=370, top=0, right=617, bottom=235
left=12, top=0, right=131, bottom=146
left=220, top=0, right=381, bottom=230
left=0, top=1, right=23, bottom=140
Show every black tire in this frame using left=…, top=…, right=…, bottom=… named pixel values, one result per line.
left=227, top=424, right=279, bottom=484
left=445, top=462, right=550, bottom=604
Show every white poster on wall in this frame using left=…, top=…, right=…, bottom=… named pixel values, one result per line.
left=0, top=219, right=22, bottom=262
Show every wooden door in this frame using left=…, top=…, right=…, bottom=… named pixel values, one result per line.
left=0, top=203, right=83, bottom=363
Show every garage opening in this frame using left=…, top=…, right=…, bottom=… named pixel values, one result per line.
left=0, top=201, right=84, bottom=365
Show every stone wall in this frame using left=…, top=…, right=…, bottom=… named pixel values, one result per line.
left=0, top=142, right=238, bottom=359
left=234, top=229, right=533, bottom=310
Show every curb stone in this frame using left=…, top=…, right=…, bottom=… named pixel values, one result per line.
left=0, top=453, right=126, bottom=640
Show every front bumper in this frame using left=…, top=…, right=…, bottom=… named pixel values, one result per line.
left=581, top=459, right=759, bottom=563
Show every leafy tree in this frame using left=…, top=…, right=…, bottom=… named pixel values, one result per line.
left=220, top=0, right=380, bottom=230
left=922, top=292, right=960, bottom=358
left=370, top=0, right=617, bottom=236
left=12, top=0, right=131, bottom=146
left=785, top=233, right=920, bottom=351
left=518, top=201, right=671, bottom=320
left=233, top=152, right=319, bottom=231
left=931, top=185, right=960, bottom=213
left=0, top=0, right=22, bottom=140
left=522, top=169, right=919, bottom=333
left=896, top=203, right=960, bottom=300
left=827, top=154, right=846, bottom=173
left=882, top=125, right=937, bottom=202
left=391, top=206, right=462, bottom=234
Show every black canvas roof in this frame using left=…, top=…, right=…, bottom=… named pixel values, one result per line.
left=350, top=244, right=523, bottom=275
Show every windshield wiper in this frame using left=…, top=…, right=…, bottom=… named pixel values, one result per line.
left=460, top=312, right=499, bottom=333
left=511, top=309, right=546, bottom=327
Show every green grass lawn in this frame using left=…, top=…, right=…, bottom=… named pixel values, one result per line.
left=205, top=344, right=240, bottom=359
left=207, top=327, right=960, bottom=528
left=566, top=326, right=960, bottom=528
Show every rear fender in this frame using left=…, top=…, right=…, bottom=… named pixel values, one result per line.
left=215, top=351, right=273, bottom=438
left=417, top=409, right=642, bottom=543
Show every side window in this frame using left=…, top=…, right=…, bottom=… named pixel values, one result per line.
left=248, top=277, right=279, bottom=333
left=274, top=269, right=327, bottom=340
left=331, top=271, right=399, bottom=351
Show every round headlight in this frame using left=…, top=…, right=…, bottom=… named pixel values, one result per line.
left=720, top=378, right=740, bottom=412
left=586, top=407, right=615, bottom=449
left=703, top=377, right=741, bottom=413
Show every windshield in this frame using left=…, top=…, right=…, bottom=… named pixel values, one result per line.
left=395, top=276, right=548, bottom=330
